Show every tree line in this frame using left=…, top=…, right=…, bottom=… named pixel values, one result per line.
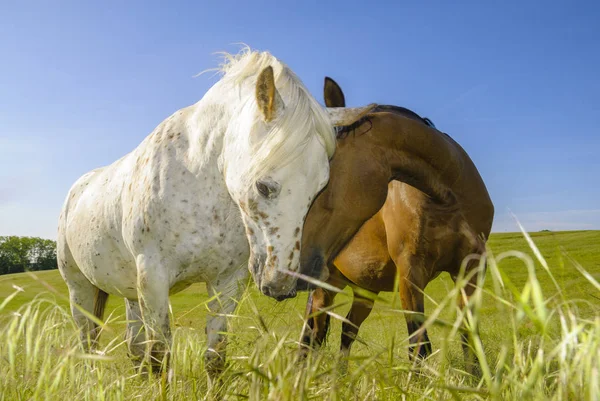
left=0, top=236, right=57, bottom=275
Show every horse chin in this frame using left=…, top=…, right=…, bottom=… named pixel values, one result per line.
left=272, top=289, right=297, bottom=301
left=258, top=278, right=298, bottom=301
left=317, top=265, right=330, bottom=283
left=305, top=266, right=330, bottom=290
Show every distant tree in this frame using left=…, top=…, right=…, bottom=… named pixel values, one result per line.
left=30, top=238, right=58, bottom=271
left=0, top=236, right=57, bottom=275
left=0, top=236, right=30, bottom=274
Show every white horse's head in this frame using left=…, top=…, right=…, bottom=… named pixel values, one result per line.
left=220, top=51, right=335, bottom=300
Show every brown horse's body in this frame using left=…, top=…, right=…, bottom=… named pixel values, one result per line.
left=335, top=179, right=490, bottom=293
left=298, top=78, right=494, bottom=372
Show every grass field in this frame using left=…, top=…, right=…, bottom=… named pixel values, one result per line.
left=1, top=230, right=599, bottom=400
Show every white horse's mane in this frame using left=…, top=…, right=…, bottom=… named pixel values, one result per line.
left=215, top=47, right=336, bottom=189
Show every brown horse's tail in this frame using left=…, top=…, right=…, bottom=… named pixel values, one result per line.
left=94, top=288, right=109, bottom=322
left=89, top=288, right=109, bottom=348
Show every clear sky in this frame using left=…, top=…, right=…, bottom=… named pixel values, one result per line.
left=1, top=1, right=599, bottom=239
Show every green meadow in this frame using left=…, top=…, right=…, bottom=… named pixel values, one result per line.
left=1, top=230, right=599, bottom=400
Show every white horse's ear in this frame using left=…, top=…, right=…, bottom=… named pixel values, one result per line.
left=256, top=66, right=284, bottom=122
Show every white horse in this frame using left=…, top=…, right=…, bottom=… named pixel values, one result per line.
left=57, top=49, right=336, bottom=376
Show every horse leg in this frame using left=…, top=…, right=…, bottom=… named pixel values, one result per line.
left=125, top=299, right=146, bottom=371
left=68, top=279, right=108, bottom=351
left=453, top=258, right=484, bottom=376
left=135, top=254, right=171, bottom=374
left=58, top=248, right=108, bottom=352
left=339, top=292, right=375, bottom=371
left=205, top=273, right=246, bottom=385
left=398, top=272, right=431, bottom=360
left=300, top=287, right=338, bottom=354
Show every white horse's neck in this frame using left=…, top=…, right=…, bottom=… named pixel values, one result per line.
left=178, top=79, right=244, bottom=183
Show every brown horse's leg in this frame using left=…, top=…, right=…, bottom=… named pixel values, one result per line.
left=398, top=274, right=432, bottom=360
left=340, top=293, right=375, bottom=358
left=453, top=260, right=484, bottom=375
left=300, top=287, right=338, bottom=353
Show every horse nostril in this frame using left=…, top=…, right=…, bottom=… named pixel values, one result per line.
left=260, top=284, right=272, bottom=296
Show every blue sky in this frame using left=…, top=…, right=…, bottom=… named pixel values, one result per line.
left=1, top=1, right=599, bottom=239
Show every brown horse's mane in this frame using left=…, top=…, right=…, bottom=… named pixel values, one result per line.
left=335, top=104, right=438, bottom=139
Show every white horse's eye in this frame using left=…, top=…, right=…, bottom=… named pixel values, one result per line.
left=256, top=180, right=280, bottom=199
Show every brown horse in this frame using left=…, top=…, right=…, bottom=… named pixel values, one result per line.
left=297, top=78, right=494, bottom=373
